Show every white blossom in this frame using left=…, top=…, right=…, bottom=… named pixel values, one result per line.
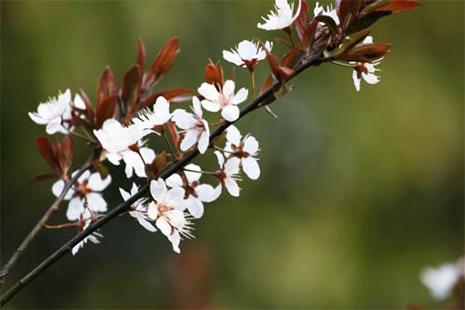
left=166, top=164, right=221, bottom=219
left=120, top=183, right=156, bottom=232
left=147, top=179, right=193, bottom=253
left=214, top=151, right=241, bottom=197
left=223, top=40, right=273, bottom=69
left=132, top=96, right=172, bottom=129
left=71, top=209, right=103, bottom=256
left=225, top=125, right=261, bottom=180
left=94, top=119, right=154, bottom=178
left=257, top=0, right=302, bottom=31
left=421, top=262, right=460, bottom=301
left=172, top=97, right=210, bottom=154
left=313, top=1, right=340, bottom=25
left=198, top=80, right=248, bottom=122
left=29, top=89, right=84, bottom=135
left=351, top=36, right=382, bottom=92
left=52, top=170, right=111, bottom=221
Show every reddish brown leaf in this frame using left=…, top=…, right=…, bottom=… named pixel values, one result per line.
left=302, top=18, right=318, bottom=48
left=204, top=59, right=224, bottom=86
left=147, top=37, right=180, bottom=87
left=338, top=0, right=364, bottom=29
left=373, top=0, right=421, bottom=14
left=295, top=0, right=309, bottom=41
left=155, top=88, right=192, bottom=102
left=36, top=137, right=60, bottom=174
left=59, top=136, right=73, bottom=175
left=97, top=67, right=118, bottom=105
left=95, top=95, right=117, bottom=128
left=122, top=65, right=142, bottom=109
left=29, top=172, right=58, bottom=183
left=350, top=42, right=391, bottom=59
left=78, top=89, right=95, bottom=124
left=259, top=74, right=274, bottom=96
left=137, top=38, right=146, bottom=70
left=167, top=121, right=180, bottom=147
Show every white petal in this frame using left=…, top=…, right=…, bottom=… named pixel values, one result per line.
left=223, top=50, right=244, bottom=66
left=187, top=198, right=204, bottom=219
left=136, top=216, right=157, bottom=232
left=243, top=135, right=259, bottom=155
left=156, top=217, right=172, bottom=236
left=67, top=197, right=85, bottom=221
left=73, top=94, right=86, bottom=110
left=214, top=151, right=225, bottom=167
left=153, top=96, right=171, bottom=125
left=226, top=125, right=242, bottom=145
left=200, top=99, right=221, bottom=113
left=242, top=157, right=261, bottom=180
left=224, top=178, right=240, bottom=197
left=362, top=72, right=380, bottom=85
left=184, top=163, right=201, bottom=183
left=172, top=110, right=197, bottom=129
left=352, top=70, right=361, bottom=92
left=166, top=187, right=185, bottom=206
left=198, top=82, right=220, bottom=102
left=88, top=173, right=111, bottom=191
left=221, top=105, right=240, bottom=122
left=168, top=232, right=181, bottom=253
left=222, top=80, right=235, bottom=97
left=166, top=173, right=183, bottom=188
left=197, top=130, right=209, bottom=154
left=180, top=129, right=198, bottom=152
left=196, top=184, right=220, bottom=202
left=140, top=147, right=155, bottom=164
left=119, top=188, right=131, bottom=201
left=150, top=179, right=167, bottom=202
left=86, top=192, right=107, bottom=213
left=123, top=151, right=146, bottom=178
left=52, top=180, right=66, bottom=198
left=147, top=201, right=158, bottom=220
left=232, top=88, right=248, bottom=105
left=225, top=157, right=241, bottom=176
left=77, top=170, right=91, bottom=183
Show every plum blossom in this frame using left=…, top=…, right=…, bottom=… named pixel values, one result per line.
left=313, top=1, right=340, bottom=25
left=166, top=164, right=221, bottom=219
left=198, top=80, right=248, bottom=122
left=147, top=179, right=193, bottom=253
left=132, top=96, right=172, bottom=130
left=52, top=170, right=111, bottom=221
left=172, top=97, right=210, bottom=154
left=93, top=119, right=155, bottom=178
left=351, top=36, right=382, bottom=92
left=225, top=125, right=260, bottom=180
left=120, top=183, right=156, bottom=232
left=71, top=209, right=103, bottom=255
left=257, top=0, right=301, bottom=31
left=421, top=262, right=461, bottom=301
left=214, top=151, right=241, bottom=197
left=29, top=89, right=85, bottom=135
left=223, top=40, right=273, bottom=70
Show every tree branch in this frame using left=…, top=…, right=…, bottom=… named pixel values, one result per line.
left=0, top=153, right=95, bottom=283
left=0, top=57, right=320, bottom=306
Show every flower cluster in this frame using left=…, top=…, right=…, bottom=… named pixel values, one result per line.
left=27, top=0, right=420, bottom=255
left=420, top=257, right=465, bottom=301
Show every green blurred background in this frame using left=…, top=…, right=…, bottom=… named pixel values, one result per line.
left=1, top=1, right=463, bottom=308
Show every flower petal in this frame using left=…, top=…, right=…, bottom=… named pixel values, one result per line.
left=150, top=179, right=167, bottom=202
left=88, top=172, right=111, bottom=191
left=221, top=105, right=240, bottom=122
left=166, top=173, right=183, bottom=188
left=242, top=157, right=261, bottom=180
left=86, top=192, right=108, bottom=213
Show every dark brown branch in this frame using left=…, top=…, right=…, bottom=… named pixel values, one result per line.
left=0, top=57, right=319, bottom=306
left=0, top=153, right=95, bottom=283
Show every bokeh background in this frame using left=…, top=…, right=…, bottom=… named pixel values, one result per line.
left=1, top=0, right=463, bottom=308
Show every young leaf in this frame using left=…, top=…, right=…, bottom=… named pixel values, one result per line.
left=95, top=95, right=117, bottom=128
left=147, top=37, right=180, bottom=87
left=315, top=15, right=339, bottom=34
left=122, top=65, right=142, bottom=110
left=136, top=38, right=146, bottom=70
left=36, top=137, right=59, bottom=174
left=97, top=66, right=118, bottom=105
left=204, top=59, right=224, bottom=86
left=295, top=0, right=309, bottom=41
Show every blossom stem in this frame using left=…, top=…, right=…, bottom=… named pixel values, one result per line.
left=330, top=60, right=357, bottom=68
left=250, top=71, right=256, bottom=99
left=0, top=52, right=323, bottom=306
left=214, top=146, right=233, bottom=154
left=43, top=223, right=79, bottom=230
left=162, top=129, right=177, bottom=159
left=183, top=168, right=217, bottom=175
left=0, top=153, right=95, bottom=284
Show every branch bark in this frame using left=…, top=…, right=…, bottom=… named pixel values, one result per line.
left=0, top=57, right=320, bottom=306
left=0, top=153, right=95, bottom=283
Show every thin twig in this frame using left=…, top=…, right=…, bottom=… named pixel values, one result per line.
left=0, top=153, right=95, bottom=283
left=0, top=57, right=321, bottom=306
